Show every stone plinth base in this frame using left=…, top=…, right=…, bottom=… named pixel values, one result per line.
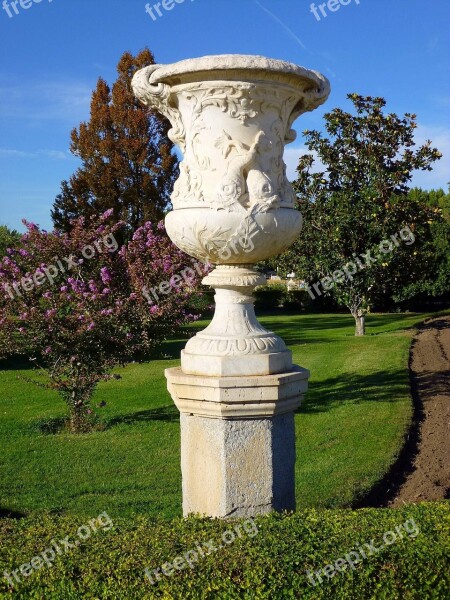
left=165, top=366, right=309, bottom=517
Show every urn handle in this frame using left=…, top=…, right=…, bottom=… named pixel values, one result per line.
left=132, top=65, right=186, bottom=150
left=285, top=81, right=330, bottom=144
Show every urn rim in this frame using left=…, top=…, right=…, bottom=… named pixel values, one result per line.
left=146, top=53, right=330, bottom=103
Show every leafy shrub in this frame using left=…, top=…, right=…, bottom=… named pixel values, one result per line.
left=188, top=288, right=215, bottom=314
left=284, top=289, right=313, bottom=311
left=0, top=214, right=202, bottom=432
left=254, top=283, right=287, bottom=310
left=0, top=503, right=448, bottom=599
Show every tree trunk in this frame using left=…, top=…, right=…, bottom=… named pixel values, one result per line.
left=69, top=406, right=91, bottom=433
left=68, top=391, right=93, bottom=433
left=354, top=311, right=366, bottom=336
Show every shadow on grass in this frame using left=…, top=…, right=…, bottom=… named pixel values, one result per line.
left=265, top=313, right=425, bottom=346
left=156, top=338, right=188, bottom=360
left=0, top=355, right=33, bottom=371
left=0, top=507, right=26, bottom=519
left=107, top=404, right=179, bottom=428
left=106, top=363, right=419, bottom=428
left=258, top=314, right=355, bottom=346
left=31, top=416, right=68, bottom=435
left=299, top=368, right=409, bottom=414
left=158, top=314, right=357, bottom=351
left=108, top=368, right=412, bottom=428
left=30, top=416, right=107, bottom=435
left=153, top=321, right=207, bottom=360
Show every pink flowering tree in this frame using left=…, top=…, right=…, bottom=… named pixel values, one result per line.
left=0, top=212, right=205, bottom=432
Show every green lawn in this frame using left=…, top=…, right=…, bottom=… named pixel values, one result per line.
left=0, top=312, right=440, bottom=521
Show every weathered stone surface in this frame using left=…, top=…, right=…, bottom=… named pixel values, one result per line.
left=166, top=366, right=309, bottom=419
left=133, top=56, right=329, bottom=376
left=180, top=412, right=296, bottom=517
left=166, top=367, right=308, bottom=517
left=181, top=266, right=293, bottom=377
left=132, top=54, right=330, bottom=265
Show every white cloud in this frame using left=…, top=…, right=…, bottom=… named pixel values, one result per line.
left=0, top=80, right=92, bottom=122
left=411, top=123, right=450, bottom=190
left=0, top=148, right=73, bottom=160
left=427, top=36, right=439, bottom=54
left=253, top=0, right=310, bottom=53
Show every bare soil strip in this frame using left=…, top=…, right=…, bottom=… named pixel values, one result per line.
left=389, top=315, right=450, bottom=506
left=356, top=315, right=450, bottom=508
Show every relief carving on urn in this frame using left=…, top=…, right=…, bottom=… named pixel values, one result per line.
left=133, top=55, right=330, bottom=377
left=132, top=56, right=330, bottom=267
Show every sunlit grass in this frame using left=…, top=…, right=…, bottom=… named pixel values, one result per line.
left=0, top=311, right=442, bottom=520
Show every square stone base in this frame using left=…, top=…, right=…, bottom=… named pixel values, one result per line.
left=166, top=366, right=309, bottom=517
left=180, top=412, right=296, bottom=518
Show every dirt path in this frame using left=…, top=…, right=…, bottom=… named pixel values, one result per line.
left=389, top=315, right=450, bottom=506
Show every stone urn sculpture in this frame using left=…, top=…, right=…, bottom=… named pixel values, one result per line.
left=133, top=55, right=330, bottom=517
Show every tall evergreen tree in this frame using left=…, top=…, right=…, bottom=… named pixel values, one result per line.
left=52, top=49, right=178, bottom=236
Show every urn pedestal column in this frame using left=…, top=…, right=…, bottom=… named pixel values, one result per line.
left=132, top=55, right=330, bottom=518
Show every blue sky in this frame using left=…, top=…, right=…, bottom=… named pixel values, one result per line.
left=0, top=0, right=449, bottom=231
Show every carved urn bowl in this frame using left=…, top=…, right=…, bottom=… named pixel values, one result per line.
left=132, top=55, right=330, bottom=265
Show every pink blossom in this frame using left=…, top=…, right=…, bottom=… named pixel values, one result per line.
left=0, top=214, right=202, bottom=432
left=100, top=267, right=111, bottom=284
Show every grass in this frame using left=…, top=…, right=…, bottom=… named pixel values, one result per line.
left=0, top=311, right=442, bottom=521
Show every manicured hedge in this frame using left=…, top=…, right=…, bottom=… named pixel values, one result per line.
left=254, top=284, right=287, bottom=310
left=284, top=289, right=314, bottom=311
left=254, top=285, right=323, bottom=311
left=0, top=503, right=448, bottom=598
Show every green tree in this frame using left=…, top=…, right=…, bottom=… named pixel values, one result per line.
left=0, top=225, right=20, bottom=258
left=400, top=187, right=450, bottom=301
left=277, top=94, right=442, bottom=335
left=52, top=49, right=178, bottom=237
